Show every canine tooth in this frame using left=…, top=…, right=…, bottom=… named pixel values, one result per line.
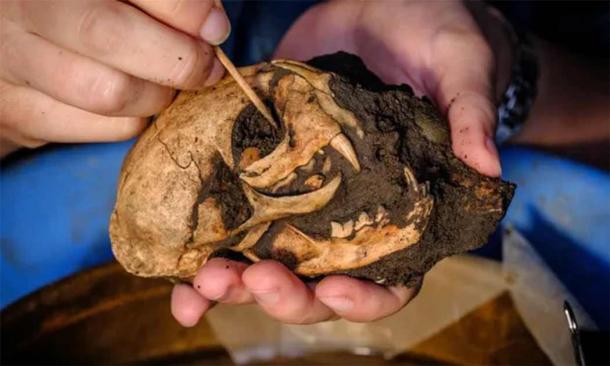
left=316, top=149, right=325, bottom=156
left=375, top=278, right=387, bottom=285
left=354, top=212, right=373, bottom=231
left=330, top=220, right=353, bottom=238
left=300, top=159, right=316, bottom=173
left=271, top=172, right=297, bottom=192
left=304, top=174, right=324, bottom=190
left=322, top=157, right=332, bottom=174
left=403, top=166, right=418, bottom=193
left=330, top=134, right=360, bottom=172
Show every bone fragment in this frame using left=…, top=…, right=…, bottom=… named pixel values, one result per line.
left=304, top=174, right=325, bottom=190
left=322, top=157, right=332, bottom=174
left=239, top=147, right=261, bottom=170
left=330, top=134, right=360, bottom=172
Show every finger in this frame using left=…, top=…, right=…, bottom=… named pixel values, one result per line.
left=128, top=0, right=231, bottom=45
left=428, top=30, right=501, bottom=177
left=315, top=275, right=419, bottom=322
left=0, top=81, right=147, bottom=145
left=0, top=21, right=173, bottom=117
left=193, top=258, right=254, bottom=304
left=6, top=0, right=216, bottom=89
left=242, top=261, right=335, bottom=324
left=171, top=283, right=212, bottom=327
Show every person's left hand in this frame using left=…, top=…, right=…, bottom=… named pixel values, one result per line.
left=170, top=0, right=511, bottom=327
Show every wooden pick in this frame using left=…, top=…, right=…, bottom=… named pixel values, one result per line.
left=214, top=46, right=278, bottom=129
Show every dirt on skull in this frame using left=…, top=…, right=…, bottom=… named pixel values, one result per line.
left=109, top=52, right=515, bottom=285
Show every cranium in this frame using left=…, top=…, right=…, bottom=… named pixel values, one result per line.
left=110, top=53, right=514, bottom=284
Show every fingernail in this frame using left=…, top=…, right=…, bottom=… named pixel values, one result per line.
left=252, top=290, right=279, bottom=305
left=203, top=58, right=225, bottom=86
left=200, top=8, right=231, bottom=45
left=319, top=296, right=353, bottom=312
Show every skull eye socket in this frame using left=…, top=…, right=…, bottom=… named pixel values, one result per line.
left=231, top=102, right=283, bottom=171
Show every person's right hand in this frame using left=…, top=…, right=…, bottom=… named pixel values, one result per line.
left=0, top=0, right=230, bottom=157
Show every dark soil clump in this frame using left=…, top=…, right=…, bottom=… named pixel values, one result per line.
left=238, top=52, right=515, bottom=285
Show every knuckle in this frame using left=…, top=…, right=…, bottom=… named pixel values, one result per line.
left=84, top=72, right=133, bottom=114
left=77, top=2, right=128, bottom=56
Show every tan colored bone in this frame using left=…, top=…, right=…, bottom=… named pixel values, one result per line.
left=267, top=194, right=433, bottom=276
left=109, top=59, right=439, bottom=281
left=239, top=147, right=261, bottom=170
left=273, top=60, right=364, bottom=138
left=235, top=174, right=342, bottom=233
left=300, top=159, right=316, bottom=173
left=233, top=222, right=271, bottom=252
left=304, top=174, right=325, bottom=190
left=322, top=157, right=332, bottom=174
left=240, top=75, right=342, bottom=189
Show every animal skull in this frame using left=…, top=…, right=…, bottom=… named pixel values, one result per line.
left=109, top=60, right=434, bottom=280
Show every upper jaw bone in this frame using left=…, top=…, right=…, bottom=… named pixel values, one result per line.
left=239, top=74, right=342, bottom=189
left=234, top=174, right=342, bottom=233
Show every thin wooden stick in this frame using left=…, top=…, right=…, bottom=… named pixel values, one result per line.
left=214, top=46, right=277, bottom=128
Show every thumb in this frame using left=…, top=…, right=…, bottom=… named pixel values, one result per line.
left=428, top=34, right=501, bottom=177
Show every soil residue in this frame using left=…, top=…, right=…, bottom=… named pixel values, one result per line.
left=235, top=53, right=515, bottom=285
left=232, top=103, right=283, bottom=168
left=198, top=156, right=253, bottom=231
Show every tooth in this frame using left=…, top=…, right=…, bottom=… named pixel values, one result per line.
left=330, top=220, right=353, bottom=238
left=330, top=134, right=360, bottom=172
left=300, top=159, right=316, bottom=173
left=322, top=157, right=332, bottom=174
left=354, top=212, right=373, bottom=231
left=375, top=278, right=387, bottom=285
left=375, top=205, right=389, bottom=225
left=343, top=219, right=354, bottom=235
left=304, top=174, right=324, bottom=190
left=317, top=149, right=325, bottom=156
left=331, top=222, right=343, bottom=238
left=271, top=172, right=297, bottom=192
left=403, top=166, right=418, bottom=193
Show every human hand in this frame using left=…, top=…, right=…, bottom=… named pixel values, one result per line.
left=171, top=0, right=511, bottom=327
left=0, top=0, right=230, bottom=157
left=275, top=0, right=512, bottom=177
left=172, top=258, right=421, bottom=326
